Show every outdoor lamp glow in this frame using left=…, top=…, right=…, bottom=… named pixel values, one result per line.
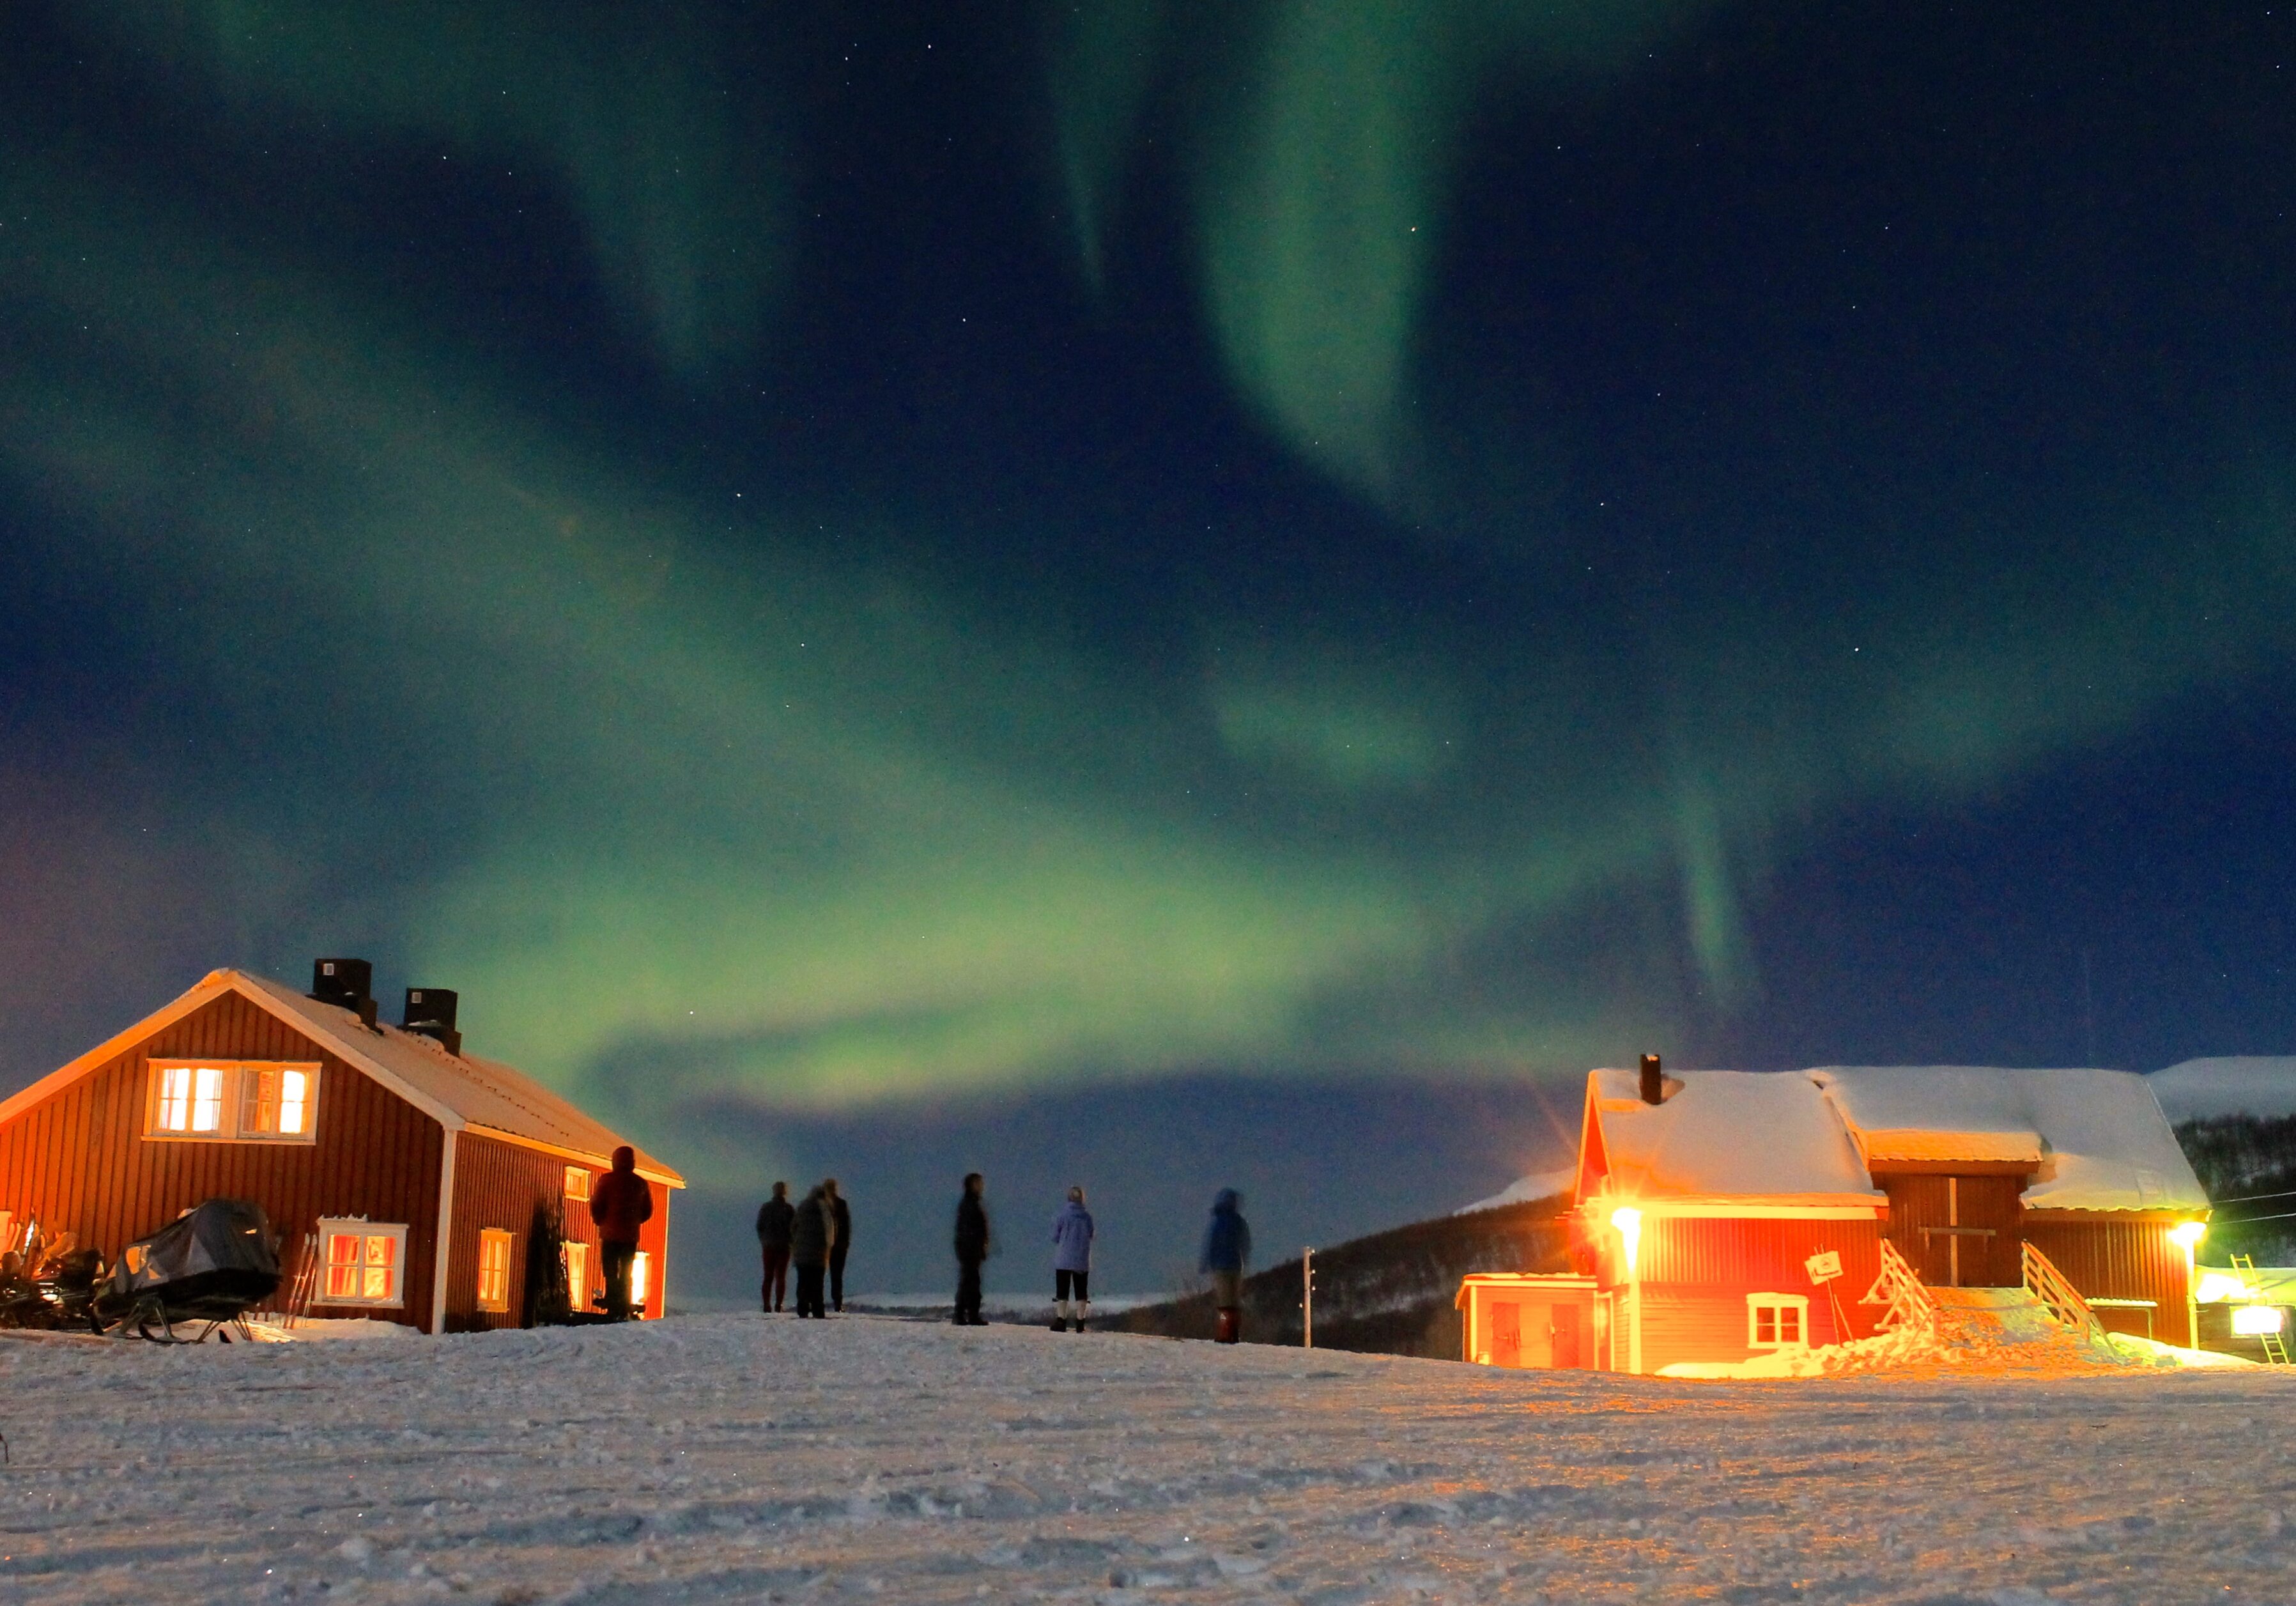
left=1610, top=1206, right=1644, bottom=1279
left=2169, top=1220, right=2207, bottom=1250
left=2231, top=1304, right=2285, bottom=1338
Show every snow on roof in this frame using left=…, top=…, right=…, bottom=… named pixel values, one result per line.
left=229, top=971, right=683, bottom=1185
left=1583, top=1069, right=1882, bottom=1204
left=1454, top=1168, right=1575, bottom=1216
left=2147, top=1058, right=2296, bottom=1122
left=1808, top=1067, right=2202, bottom=1213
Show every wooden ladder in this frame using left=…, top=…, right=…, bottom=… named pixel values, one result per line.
left=2021, top=1241, right=2106, bottom=1340
left=1860, top=1239, right=1938, bottom=1335
left=2229, top=1254, right=2291, bottom=1365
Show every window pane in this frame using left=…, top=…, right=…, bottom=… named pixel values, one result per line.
left=159, top=1067, right=192, bottom=1131
left=192, top=1067, right=225, bottom=1132
left=1782, top=1306, right=1801, bottom=1345
left=1754, top=1307, right=1775, bottom=1344
left=631, top=1252, right=651, bottom=1306
left=366, top=1234, right=396, bottom=1267
left=279, top=1071, right=309, bottom=1135
left=364, top=1265, right=392, bottom=1300
left=325, top=1234, right=362, bottom=1298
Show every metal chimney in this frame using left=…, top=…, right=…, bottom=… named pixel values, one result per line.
left=311, top=957, right=378, bottom=1030
left=401, top=987, right=463, bottom=1056
left=1639, top=1053, right=1664, bottom=1106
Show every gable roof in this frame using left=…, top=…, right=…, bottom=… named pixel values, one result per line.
left=1808, top=1066, right=2202, bottom=1213
left=0, top=968, right=682, bottom=1187
left=1579, top=1068, right=1882, bottom=1206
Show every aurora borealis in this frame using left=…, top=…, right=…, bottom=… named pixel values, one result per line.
left=4, top=3, right=2293, bottom=1292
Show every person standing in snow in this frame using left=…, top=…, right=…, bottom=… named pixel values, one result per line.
left=825, top=1178, right=852, bottom=1314
left=1050, top=1184, right=1094, bottom=1332
left=755, top=1180, right=795, bottom=1313
left=790, top=1182, right=833, bottom=1318
left=953, top=1172, right=990, bottom=1325
left=1199, top=1187, right=1251, bottom=1344
left=590, top=1145, right=655, bottom=1321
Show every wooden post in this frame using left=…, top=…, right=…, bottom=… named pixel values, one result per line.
left=1302, top=1247, right=1314, bottom=1348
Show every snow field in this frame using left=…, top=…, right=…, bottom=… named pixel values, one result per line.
left=3, top=1313, right=2294, bottom=1604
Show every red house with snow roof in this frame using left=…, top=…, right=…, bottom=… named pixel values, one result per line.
left=0, top=961, right=683, bottom=1332
left=1459, top=1057, right=2208, bottom=1374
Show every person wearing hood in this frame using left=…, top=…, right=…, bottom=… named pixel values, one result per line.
left=952, top=1172, right=990, bottom=1325
left=755, top=1181, right=795, bottom=1313
left=1050, top=1185, right=1095, bottom=1332
left=589, top=1145, right=655, bottom=1320
left=790, top=1183, right=835, bottom=1318
left=1199, top=1187, right=1251, bottom=1343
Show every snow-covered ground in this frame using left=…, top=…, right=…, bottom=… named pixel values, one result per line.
left=4, top=1314, right=2294, bottom=1605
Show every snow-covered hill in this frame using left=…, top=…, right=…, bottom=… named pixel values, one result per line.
left=6, top=1313, right=2295, bottom=1603
left=2151, top=1056, right=2296, bottom=1120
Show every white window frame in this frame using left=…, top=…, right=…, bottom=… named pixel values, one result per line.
left=475, top=1228, right=516, bottom=1314
left=562, top=1240, right=590, bottom=1310
left=1746, top=1292, right=1810, bottom=1351
left=146, top=1061, right=321, bottom=1143
left=563, top=1165, right=592, bottom=1203
left=315, top=1219, right=409, bottom=1309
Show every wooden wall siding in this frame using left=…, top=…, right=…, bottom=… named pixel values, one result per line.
left=1636, top=1216, right=1883, bottom=1338
left=443, top=1136, right=670, bottom=1331
left=1881, top=1175, right=2024, bottom=1288
left=2022, top=1215, right=2193, bottom=1347
left=0, top=991, right=443, bottom=1329
left=1635, top=1288, right=1847, bottom=1371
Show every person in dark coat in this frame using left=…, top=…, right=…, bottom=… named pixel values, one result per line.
left=953, top=1172, right=990, bottom=1325
left=755, top=1181, right=795, bottom=1313
left=825, top=1178, right=852, bottom=1313
left=790, top=1183, right=833, bottom=1318
left=590, top=1145, right=655, bottom=1320
left=1051, top=1184, right=1094, bottom=1332
left=1199, top=1187, right=1251, bottom=1343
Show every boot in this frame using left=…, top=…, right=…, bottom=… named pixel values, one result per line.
left=1051, top=1296, right=1070, bottom=1332
left=1215, top=1306, right=1240, bottom=1344
left=1073, top=1300, right=1091, bottom=1332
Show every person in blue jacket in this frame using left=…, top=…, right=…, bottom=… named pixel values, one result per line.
left=1199, top=1187, right=1252, bottom=1344
left=1050, top=1185, right=1095, bottom=1332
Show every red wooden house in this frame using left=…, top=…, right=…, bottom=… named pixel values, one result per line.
left=0, top=961, right=683, bottom=1332
left=1463, top=1057, right=2208, bottom=1373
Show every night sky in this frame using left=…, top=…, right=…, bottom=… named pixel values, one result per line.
left=4, top=3, right=2293, bottom=1299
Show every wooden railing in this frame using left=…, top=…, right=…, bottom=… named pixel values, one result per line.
left=1859, top=1239, right=1938, bottom=1335
left=2021, top=1241, right=2105, bottom=1340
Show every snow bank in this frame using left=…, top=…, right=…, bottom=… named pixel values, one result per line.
left=2151, top=1056, right=2296, bottom=1121
left=5, top=1312, right=2294, bottom=1603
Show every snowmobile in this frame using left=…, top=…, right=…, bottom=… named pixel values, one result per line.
left=0, top=1245, right=107, bottom=1332
left=96, top=1199, right=282, bottom=1342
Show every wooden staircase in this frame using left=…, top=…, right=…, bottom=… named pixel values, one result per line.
left=2021, top=1241, right=2106, bottom=1341
left=2229, top=1254, right=2291, bottom=1366
left=1860, top=1239, right=1938, bottom=1336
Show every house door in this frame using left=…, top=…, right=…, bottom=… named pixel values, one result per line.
left=1550, top=1302, right=1582, bottom=1369
left=1491, top=1301, right=1522, bottom=1367
left=1883, top=1174, right=2024, bottom=1286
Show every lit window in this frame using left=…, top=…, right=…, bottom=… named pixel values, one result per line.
left=564, top=1166, right=592, bottom=1203
left=148, top=1062, right=320, bottom=1142
left=476, top=1229, right=515, bottom=1314
left=157, top=1066, right=194, bottom=1132
left=1747, top=1293, right=1810, bottom=1351
left=317, top=1219, right=407, bottom=1308
left=562, top=1240, right=590, bottom=1309
left=629, top=1251, right=652, bottom=1311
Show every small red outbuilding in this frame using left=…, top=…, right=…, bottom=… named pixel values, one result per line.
left=0, top=961, right=684, bottom=1332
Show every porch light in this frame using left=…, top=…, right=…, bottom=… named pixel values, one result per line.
left=1610, top=1207, right=1644, bottom=1279
left=2169, top=1220, right=2207, bottom=1250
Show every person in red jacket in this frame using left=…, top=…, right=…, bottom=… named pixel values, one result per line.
left=589, top=1145, right=655, bottom=1320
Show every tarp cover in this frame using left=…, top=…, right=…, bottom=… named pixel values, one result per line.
left=109, top=1198, right=281, bottom=1309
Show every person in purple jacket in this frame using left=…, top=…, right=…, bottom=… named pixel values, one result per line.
left=1050, top=1185, right=1094, bottom=1332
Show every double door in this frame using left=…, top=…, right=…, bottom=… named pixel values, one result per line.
left=1883, top=1173, right=2022, bottom=1287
